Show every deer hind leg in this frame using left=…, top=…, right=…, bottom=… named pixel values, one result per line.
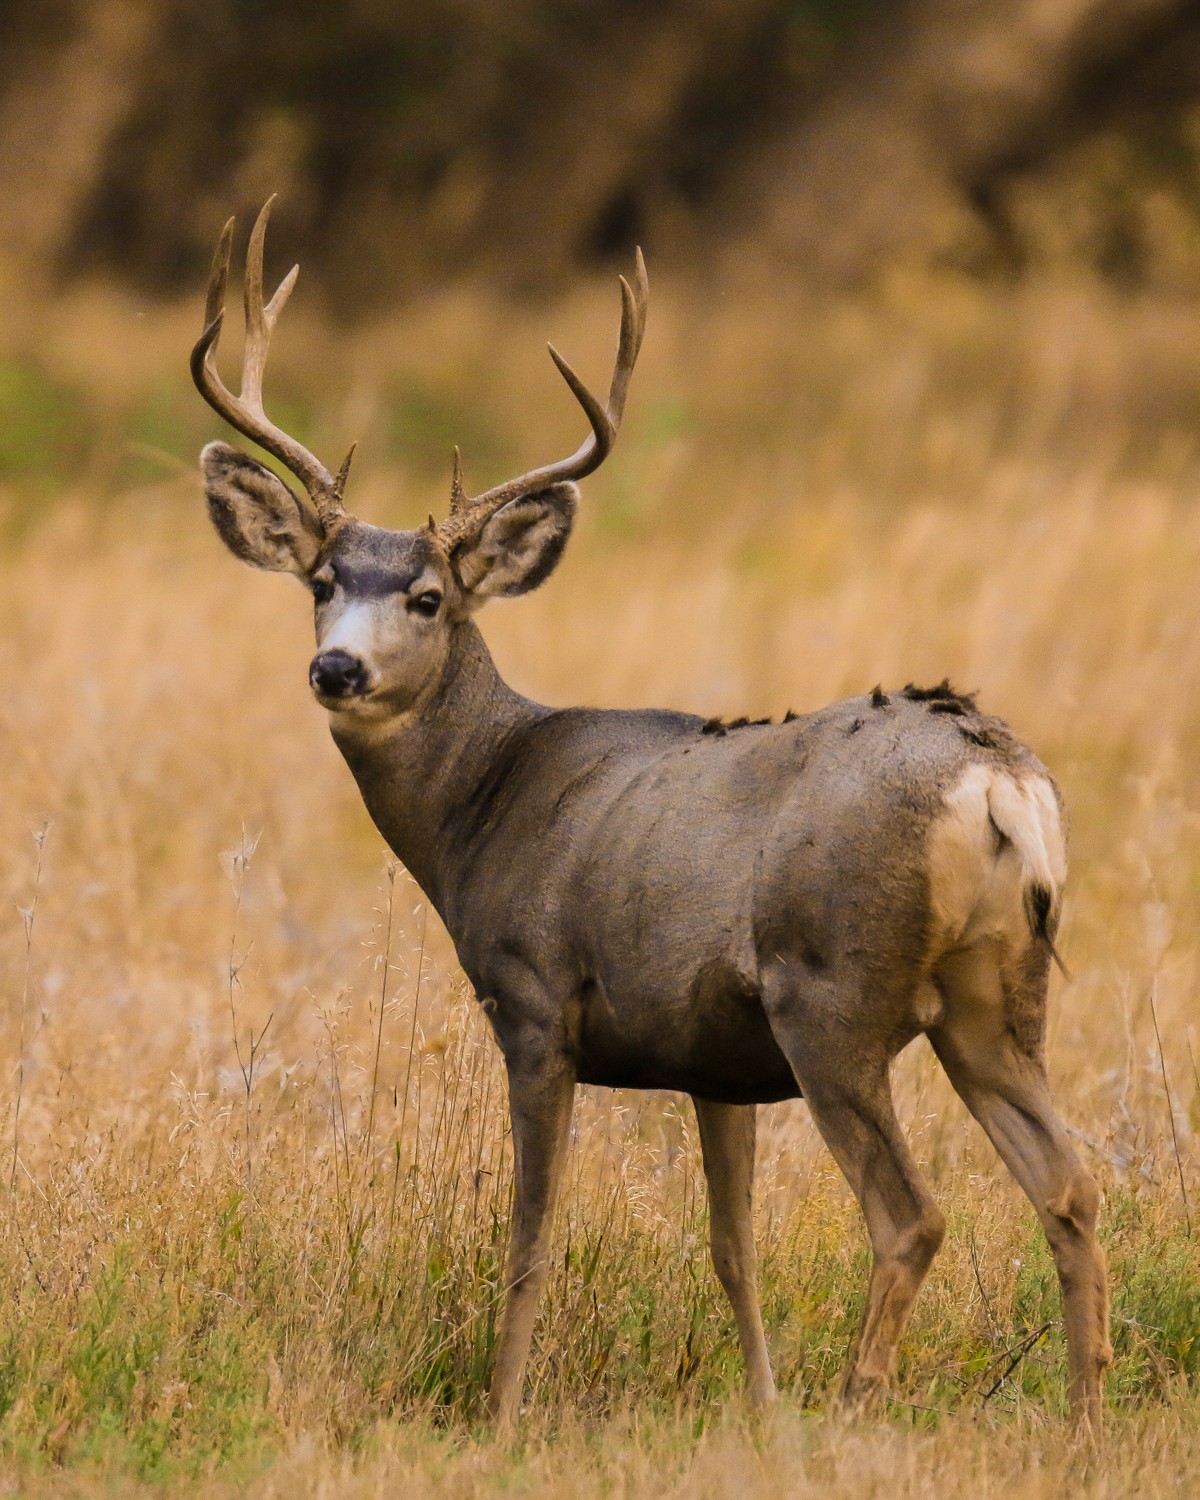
left=693, top=1098, right=776, bottom=1406
left=764, top=990, right=946, bottom=1406
left=930, top=942, right=1111, bottom=1428
left=487, top=1059, right=575, bottom=1429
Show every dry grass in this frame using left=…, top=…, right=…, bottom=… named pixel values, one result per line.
left=0, top=271, right=1197, bottom=1494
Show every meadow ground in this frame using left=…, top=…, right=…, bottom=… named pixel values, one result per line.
left=0, top=269, right=1197, bottom=1494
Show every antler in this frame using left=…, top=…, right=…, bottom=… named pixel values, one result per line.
left=435, top=249, right=649, bottom=554
left=191, top=197, right=352, bottom=531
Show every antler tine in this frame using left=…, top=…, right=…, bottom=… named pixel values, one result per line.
left=608, top=246, right=648, bottom=428
left=190, top=219, right=234, bottom=388
left=204, top=216, right=235, bottom=331
left=435, top=251, right=649, bottom=554
left=334, top=441, right=357, bottom=502
left=546, top=343, right=617, bottom=465
left=241, top=196, right=298, bottom=414
left=191, top=198, right=345, bottom=530
left=449, top=446, right=467, bottom=514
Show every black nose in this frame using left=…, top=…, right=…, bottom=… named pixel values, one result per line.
left=309, top=649, right=368, bottom=699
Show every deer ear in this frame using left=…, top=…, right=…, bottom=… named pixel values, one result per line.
left=201, top=441, right=324, bottom=575
left=454, top=483, right=578, bottom=600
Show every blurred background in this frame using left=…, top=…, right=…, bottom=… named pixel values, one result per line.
left=10, top=0, right=1200, bottom=300
left=0, top=1, right=1197, bottom=1467
left=7, top=0, right=1200, bottom=510
left=5, top=0, right=1200, bottom=522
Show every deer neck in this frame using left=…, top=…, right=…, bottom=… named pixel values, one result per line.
left=327, top=617, right=548, bottom=911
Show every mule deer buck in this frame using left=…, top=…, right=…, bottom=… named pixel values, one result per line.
left=192, top=199, right=1110, bottom=1427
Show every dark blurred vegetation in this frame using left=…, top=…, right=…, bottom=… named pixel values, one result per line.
left=8, top=0, right=1200, bottom=524
left=6, top=0, right=1200, bottom=310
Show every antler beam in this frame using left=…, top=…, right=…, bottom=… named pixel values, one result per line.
left=435, top=249, right=649, bottom=554
left=191, top=197, right=351, bottom=531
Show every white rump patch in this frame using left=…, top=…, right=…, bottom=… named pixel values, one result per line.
left=986, top=772, right=1067, bottom=893
left=927, top=764, right=1066, bottom=954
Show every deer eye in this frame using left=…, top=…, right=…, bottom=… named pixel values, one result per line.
left=408, top=590, right=442, bottom=618
left=312, top=577, right=335, bottom=606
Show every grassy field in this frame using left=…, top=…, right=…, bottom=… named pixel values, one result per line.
left=0, top=269, right=1197, bottom=1494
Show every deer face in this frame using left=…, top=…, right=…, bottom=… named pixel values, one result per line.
left=307, top=521, right=455, bottom=717
left=191, top=199, right=643, bottom=723
left=201, top=441, right=577, bottom=721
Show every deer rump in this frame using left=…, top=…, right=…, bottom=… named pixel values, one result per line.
left=440, top=691, right=1063, bottom=1106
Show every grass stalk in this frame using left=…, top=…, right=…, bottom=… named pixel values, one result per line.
left=1149, top=980, right=1192, bottom=1238
left=10, top=820, right=49, bottom=1197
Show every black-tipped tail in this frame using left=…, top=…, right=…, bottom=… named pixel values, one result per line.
left=1026, top=881, right=1070, bottom=978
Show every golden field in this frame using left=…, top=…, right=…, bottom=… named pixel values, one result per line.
left=0, top=270, right=1197, bottom=1494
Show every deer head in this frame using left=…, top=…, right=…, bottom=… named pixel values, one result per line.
left=193, top=198, right=647, bottom=719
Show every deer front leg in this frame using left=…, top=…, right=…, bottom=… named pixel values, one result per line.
left=487, top=1056, right=575, bottom=1428
left=693, top=1098, right=776, bottom=1406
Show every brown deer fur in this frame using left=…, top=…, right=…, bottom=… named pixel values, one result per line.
left=192, top=204, right=1111, bottom=1428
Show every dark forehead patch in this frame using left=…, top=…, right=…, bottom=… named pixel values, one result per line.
left=325, top=522, right=442, bottom=598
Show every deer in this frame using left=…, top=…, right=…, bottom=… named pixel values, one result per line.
left=191, top=198, right=1111, bottom=1429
